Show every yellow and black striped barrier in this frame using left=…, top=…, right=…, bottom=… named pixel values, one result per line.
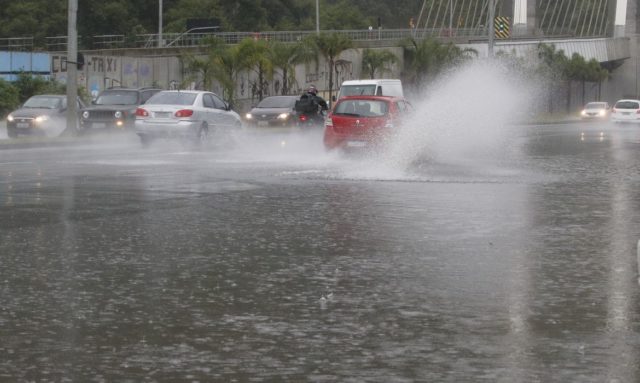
left=494, top=16, right=510, bottom=39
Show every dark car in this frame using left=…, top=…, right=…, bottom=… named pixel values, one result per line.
left=244, top=95, right=299, bottom=127
left=6, top=94, right=86, bottom=138
left=323, top=95, right=413, bottom=151
left=79, top=87, right=161, bottom=133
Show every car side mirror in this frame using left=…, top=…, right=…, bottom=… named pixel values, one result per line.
left=225, top=102, right=233, bottom=111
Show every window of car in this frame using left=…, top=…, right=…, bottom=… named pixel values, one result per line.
left=585, top=102, right=607, bottom=109
left=211, top=94, right=227, bottom=110
left=147, top=92, right=197, bottom=106
left=334, top=100, right=389, bottom=117
left=257, top=97, right=296, bottom=108
left=203, top=94, right=215, bottom=108
left=614, top=101, right=640, bottom=109
left=24, top=96, right=63, bottom=109
left=95, top=90, right=139, bottom=105
left=140, top=90, right=159, bottom=104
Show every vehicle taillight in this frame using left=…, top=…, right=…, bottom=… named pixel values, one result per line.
left=175, top=109, right=194, bottom=117
left=135, top=108, right=149, bottom=117
left=299, top=114, right=308, bottom=122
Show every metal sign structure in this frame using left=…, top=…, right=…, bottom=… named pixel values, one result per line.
left=494, top=16, right=510, bottom=38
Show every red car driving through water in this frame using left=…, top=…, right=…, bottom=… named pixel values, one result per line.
left=323, top=95, right=413, bottom=151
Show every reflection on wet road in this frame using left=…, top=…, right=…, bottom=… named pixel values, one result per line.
left=1, top=123, right=639, bottom=382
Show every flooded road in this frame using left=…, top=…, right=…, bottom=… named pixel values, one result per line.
left=1, top=122, right=639, bottom=382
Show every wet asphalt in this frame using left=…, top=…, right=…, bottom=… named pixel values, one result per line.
left=0, top=121, right=639, bottom=382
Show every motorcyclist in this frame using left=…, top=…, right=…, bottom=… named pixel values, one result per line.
left=297, top=85, right=328, bottom=125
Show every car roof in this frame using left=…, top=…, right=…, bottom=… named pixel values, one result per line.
left=337, top=95, right=405, bottom=102
left=615, top=99, right=640, bottom=102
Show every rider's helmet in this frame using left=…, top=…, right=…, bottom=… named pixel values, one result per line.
left=307, top=85, right=318, bottom=95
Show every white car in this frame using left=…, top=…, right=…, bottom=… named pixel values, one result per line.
left=580, top=101, right=609, bottom=120
left=611, top=99, right=640, bottom=123
left=134, top=90, right=242, bottom=146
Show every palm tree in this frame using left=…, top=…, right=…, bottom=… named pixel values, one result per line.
left=312, top=33, right=354, bottom=103
left=236, top=38, right=273, bottom=101
left=403, top=37, right=476, bottom=87
left=362, top=49, right=398, bottom=79
left=195, top=36, right=243, bottom=104
left=269, top=40, right=317, bottom=95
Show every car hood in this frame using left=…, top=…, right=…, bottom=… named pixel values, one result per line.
left=82, top=105, right=138, bottom=111
left=249, top=107, right=293, bottom=115
left=10, top=107, right=62, bottom=118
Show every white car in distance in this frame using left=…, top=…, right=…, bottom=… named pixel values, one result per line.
left=135, top=90, right=242, bottom=146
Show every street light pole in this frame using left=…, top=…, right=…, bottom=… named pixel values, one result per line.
left=316, top=0, right=320, bottom=34
left=488, top=0, right=495, bottom=57
left=66, top=0, right=78, bottom=134
left=158, top=0, right=163, bottom=47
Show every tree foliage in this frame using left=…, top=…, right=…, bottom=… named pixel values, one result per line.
left=312, top=32, right=353, bottom=102
left=362, top=49, right=398, bottom=79
left=0, top=0, right=424, bottom=41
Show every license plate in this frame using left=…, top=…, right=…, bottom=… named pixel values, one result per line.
left=91, top=122, right=107, bottom=129
left=16, top=122, right=30, bottom=128
left=623, top=112, right=631, bottom=116
left=155, top=112, right=172, bottom=118
left=257, top=121, right=269, bottom=126
left=346, top=140, right=366, bottom=147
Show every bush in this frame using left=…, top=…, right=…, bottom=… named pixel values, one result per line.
left=13, top=72, right=65, bottom=103
left=0, top=79, right=19, bottom=119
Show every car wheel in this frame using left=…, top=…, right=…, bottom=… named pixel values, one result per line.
left=193, top=123, right=209, bottom=146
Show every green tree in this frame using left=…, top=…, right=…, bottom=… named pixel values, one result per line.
left=0, top=79, right=19, bottom=118
left=12, top=72, right=65, bottom=103
left=312, top=32, right=354, bottom=102
left=269, top=39, right=317, bottom=95
left=536, top=43, right=570, bottom=113
left=403, top=37, right=477, bottom=86
left=362, top=49, right=398, bottom=79
left=236, top=38, right=273, bottom=101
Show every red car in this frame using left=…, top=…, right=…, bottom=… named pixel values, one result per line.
left=323, top=95, right=413, bottom=151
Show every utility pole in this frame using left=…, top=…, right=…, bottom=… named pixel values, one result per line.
left=488, top=0, right=495, bottom=57
left=66, top=0, right=78, bottom=134
left=158, top=0, right=163, bottom=47
left=316, top=0, right=320, bottom=34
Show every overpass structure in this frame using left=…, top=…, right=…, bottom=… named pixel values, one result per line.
left=0, top=0, right=638, bottom=102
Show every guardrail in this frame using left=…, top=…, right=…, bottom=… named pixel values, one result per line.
left=6, top=28, right=611, bottom=52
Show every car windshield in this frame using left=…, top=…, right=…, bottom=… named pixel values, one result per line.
left=23, top=96, right=62, bottom=109
left=257, top=97, right=296, bottom=108
left=147, top=92, right=197, bottom=106
left=96, top=91, right=139, bottom=105
left=339, top=85, right=377, bottom=97
left=615, top=101, right=640, bottom=109
left=585, top=102, right=607, bottom=109
left=334, top=100, right=389, bottom=117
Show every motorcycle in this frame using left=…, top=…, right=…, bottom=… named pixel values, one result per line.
left=296, top=110, right=326, bottom=129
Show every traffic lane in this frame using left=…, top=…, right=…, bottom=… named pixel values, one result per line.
left=0, top=124, right=639, bottom=381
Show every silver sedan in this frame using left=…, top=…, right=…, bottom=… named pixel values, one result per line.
left=134, top=90, right=242, bottom=146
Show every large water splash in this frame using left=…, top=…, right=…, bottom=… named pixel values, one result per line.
left=379, top=59, right=538, bottom=177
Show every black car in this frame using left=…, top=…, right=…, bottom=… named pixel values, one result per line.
left=6, top=94, right=86, bottom=138
left=80, top=87, right=161, bottom=133
left=244, top=95, right=299, bottom=127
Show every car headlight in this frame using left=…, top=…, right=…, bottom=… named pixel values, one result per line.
left=114, top=111, right=122, bottom=119
left=581, top=110, right=586, bottom=116
left=245, top=113, right=253, bottom=119
left=599, top=110, right=605, bottom=116
left=34, top=115, right=49, bottom=123
left=82, top=111, right=90, bottom=119
left=7, top=114, right=13, bottom=122
left=277, top=113, right=290, bottom=120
